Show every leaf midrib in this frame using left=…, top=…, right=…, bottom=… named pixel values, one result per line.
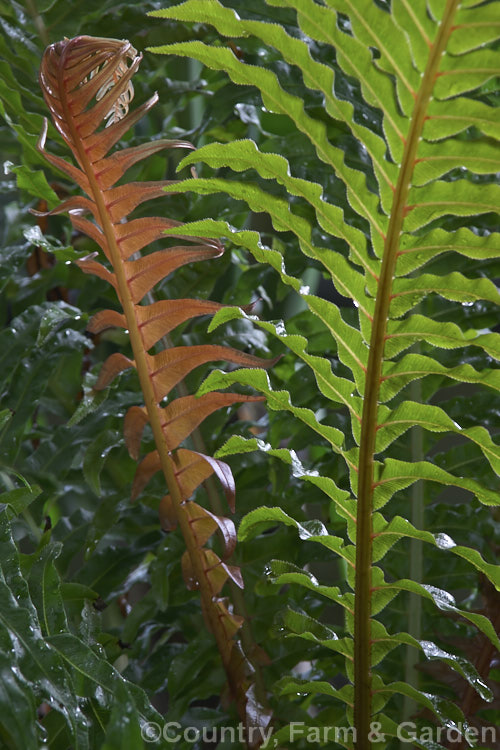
left=353, top=2, right=461, bottom=744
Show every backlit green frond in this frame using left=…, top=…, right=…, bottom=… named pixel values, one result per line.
left=150, top=34, right=388, bottom=237
left=149, top=1, right=499, bottom=745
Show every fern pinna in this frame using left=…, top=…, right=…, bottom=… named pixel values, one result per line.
left=148, top=1, right=500, bottom=748
left=37, top=35, right=273, bottom=742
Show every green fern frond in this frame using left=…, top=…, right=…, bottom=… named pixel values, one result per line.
left=149, top=0, right=499, bottom=746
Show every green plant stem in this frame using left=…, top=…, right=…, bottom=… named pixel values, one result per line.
left=25, top=0, right=49, bottom=46
left=354, top=3, right=459, bottom=746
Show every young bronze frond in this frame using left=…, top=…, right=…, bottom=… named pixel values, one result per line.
left=38, top=35, right=272, bottom=743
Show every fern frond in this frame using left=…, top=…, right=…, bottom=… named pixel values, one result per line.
left=147, top=0, right=500, bottom=744
left=37, top=35, right=273, bottom=741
